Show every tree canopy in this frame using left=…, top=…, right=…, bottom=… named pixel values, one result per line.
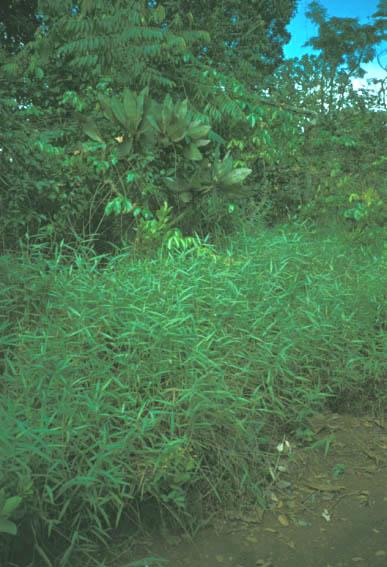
left=0, top=0, right=385, bottom=252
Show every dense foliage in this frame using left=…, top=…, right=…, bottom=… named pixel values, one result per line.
left=0, top=0, right=385, bottom=252
left=1, top=223, right=385, bottom=565
left=0, top=1, right=386, bottom=565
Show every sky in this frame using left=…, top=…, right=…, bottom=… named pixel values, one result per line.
left=284, top=0, right=386, bottom=84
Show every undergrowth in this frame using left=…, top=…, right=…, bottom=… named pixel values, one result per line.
left=0, top=221, right=385, bottom=566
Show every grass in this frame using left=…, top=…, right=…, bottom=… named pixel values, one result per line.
left=0, top=220, right=385, bottom=566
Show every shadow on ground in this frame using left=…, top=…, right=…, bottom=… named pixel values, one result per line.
left=109, top=413, right=387, bottom=567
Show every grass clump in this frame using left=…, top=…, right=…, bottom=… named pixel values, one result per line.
left=0, top=222, right=385, bottom=565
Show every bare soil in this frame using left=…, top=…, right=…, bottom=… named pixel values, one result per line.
left=110, top=413, right=387, bottom=567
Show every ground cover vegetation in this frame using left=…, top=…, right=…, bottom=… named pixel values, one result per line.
left=0, top=0, right=386, bottom=565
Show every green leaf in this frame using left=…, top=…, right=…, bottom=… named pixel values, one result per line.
left=167, top=121, right=187, bottom=143
left=153, top=4, right=166, bottom=24
left=82, top=119, right=104, bottom=143
left=0, top=488, right=6, bottom=509
left=195, top=139, right=211, bottom=147
left=35, top=67, right=44, bottom=80
left=213, top=152, right=233, bottom=179
left=136, top=87, right=149, bottom=122
left=248, top=114, right=256, bottom=127
left=2, top=496, right=22, bottom=516
left=123, top=88, right=138, bottom=131
left=111, top=98, right=128, bottom=129
left=180, top=191, right=193, bottom=203
left=116, top=140, right=133, bottom=159
left=113, top=198, right=122, bottom=215
left=141, top=208, right=153, bottom=220
left=162, top=95, right=174, bottom=132
left=146, top=113, right=161, bottom=133
left=104, top=201, right=114, bottom=215
left=189, top=162, right=212, bottom=189
left=353, top=208, right=364, bottom=221
left=221, top=168, right=252, bottom=187
left=0, top=518, right=17, bottom=535
left=187, top=122, right=211, bottom=140
left=122, top=198, right=134, bottom=213
left=209, top=130, right=226, bottom=145
left=176, top=99, right=188, bottom=121
left=97, top=94, right=115, bottom=122
left=126, top=172, right=137, bottom=183
left=164, top=177, right=183, bottom=192
left=184, top=144, right=203, bottom=161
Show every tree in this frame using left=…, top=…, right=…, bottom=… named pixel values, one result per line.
left=29, top=0, right=209, bottom=96
left=0, top=0, right=38, bottom=52
left=1, top=0, right=257, bottom=250
left=305, top=0, right=385, bottom=113
left=167, top=0, right=297, bottom=86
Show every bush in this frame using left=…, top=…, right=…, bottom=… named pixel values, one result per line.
left=1, top=224, right=385, bottom=564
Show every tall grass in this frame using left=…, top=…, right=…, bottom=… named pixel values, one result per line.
left=0, top=222, right=385, bottom=565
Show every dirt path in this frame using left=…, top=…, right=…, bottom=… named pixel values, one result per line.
left=112, top=413, right=387, bottom=567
